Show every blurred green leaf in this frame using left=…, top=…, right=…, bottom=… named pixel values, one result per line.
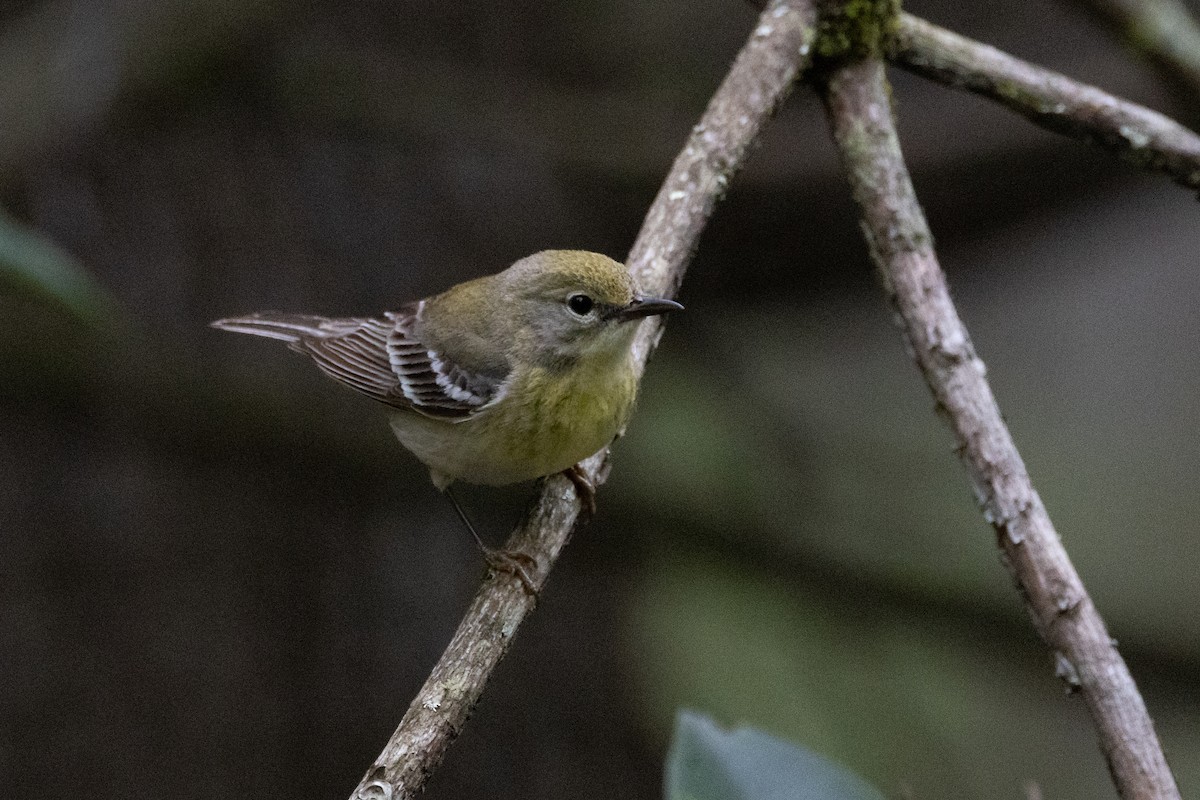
left=630, top=551, right=1200, bottom=798
left=0, top=210, right=118, bottom=326
left=665, top=711, right=886, bottom=800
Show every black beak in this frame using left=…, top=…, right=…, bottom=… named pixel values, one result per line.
left=610, top=296, right=684, bottom=322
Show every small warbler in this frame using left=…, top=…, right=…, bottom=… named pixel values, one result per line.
left=212, top=250, right=681, bottom=577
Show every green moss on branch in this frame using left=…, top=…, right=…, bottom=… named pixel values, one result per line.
left=815, top=0, right=901, bottom=60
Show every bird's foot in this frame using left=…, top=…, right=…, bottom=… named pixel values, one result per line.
left=445, top=485, right=539, bottom=596
left=481, top=547, right=540, bottom=597
left=563, top=464, right=596, bottom=517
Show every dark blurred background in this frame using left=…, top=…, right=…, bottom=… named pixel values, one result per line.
left=2, top=0, right=1199, bottom=797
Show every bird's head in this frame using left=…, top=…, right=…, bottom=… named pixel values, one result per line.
left=499, top=250, right=682, bottom=368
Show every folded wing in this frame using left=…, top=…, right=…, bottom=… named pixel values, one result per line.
left=211, top=304, right=506, bottom=419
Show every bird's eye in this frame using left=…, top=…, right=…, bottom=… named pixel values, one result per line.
left=567, top=293, right=595, bottom=316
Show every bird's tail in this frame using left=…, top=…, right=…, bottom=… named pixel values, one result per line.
left=210, top=312, right=366, bottom=343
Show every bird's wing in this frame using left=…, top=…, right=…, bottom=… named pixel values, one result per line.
left=384, top=301, right=506, bottom=419
left=213, top=306, right=505, bottom=419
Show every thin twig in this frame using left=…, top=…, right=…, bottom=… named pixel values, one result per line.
left=346, top=2, right=820, bottom=797
left=1070, top=0, right=1200, bottom=98
left=818, top=55, right=1180, bottom=799
left=889, top=13, right=1200, bottom=192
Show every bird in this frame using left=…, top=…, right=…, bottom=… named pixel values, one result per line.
left=211, top=249, right=682, bottom=587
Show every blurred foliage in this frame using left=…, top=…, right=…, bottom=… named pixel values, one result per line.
left=0, top=0, right=283, bottom=175
left=0, top=209, right=118, bottom=325
left=631, top=547, right=1200, bottom=798
left=665, top=711, right=885, bottom=800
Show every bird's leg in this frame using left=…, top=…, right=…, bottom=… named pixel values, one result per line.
left=445, top=486, right=539, bottom=596
left=563, top=463, right=596, bottom=517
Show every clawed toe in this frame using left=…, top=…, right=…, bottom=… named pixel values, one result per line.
left=482, top=547, right=540, bottom=596
left=446, top=485, right=540, bottom=596
left=562, top=464, right=597, bottom=516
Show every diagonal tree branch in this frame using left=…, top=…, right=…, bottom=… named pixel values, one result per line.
left=889, top=13, right=1200, bottom=192
left=818, top=54, right=1180, bottom=800
left=346, top=2, right=820, bottom=798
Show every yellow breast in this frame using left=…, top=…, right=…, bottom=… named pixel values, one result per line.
left=389, top=352, right=638, bottom=489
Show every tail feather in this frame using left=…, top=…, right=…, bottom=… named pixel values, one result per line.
left=210, top=312, right=367, bottom=342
